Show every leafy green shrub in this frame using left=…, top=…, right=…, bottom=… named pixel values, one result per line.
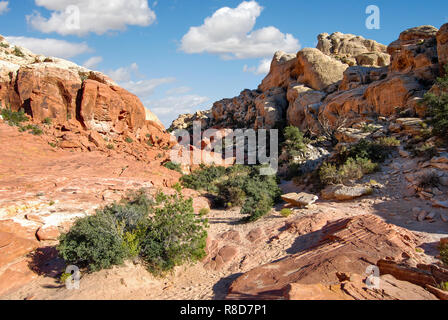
left=344, top=139, right=393, bottom=163
left=377, top=136, right=400, bottom=147
left=58, top=189, right=208, bottom=276
left=181, top=165, right=281, bottom=222
left=164, top=161, right=182, bottom=174
left=13, top=46, right=25, bottom=57
left=439, top=241, right=448, bottom=266
left=283, top=126, right=307, bottom=158
left=43, top=117, right=52, bottom=125
left=1, top=108, right=28, bottom=127
left=125, top=137, right=133, bottom=143
left=106, top=144, right=114, bottom=150
left=180, top=164, right=227, bottom=193
left=139, top=190, right=208, bottom=276
left=57, top=212, right=129, bottom=272
left=423, top=64, right=448, bottom=139
left=319, top=157, right=378, bottom=186
left=440, top=281, right=448, bottom=292
left=280, top=208, right=293, bottom=217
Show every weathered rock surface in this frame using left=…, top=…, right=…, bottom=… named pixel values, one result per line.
left=321, top=185, right=372, bottom=201
left=296, top=48, right=348, bottom=91
left=281, top=192, right=318, bottom=208
left=228, top=215, right=424, bottom=299
left=317, top=32, right=390, bottom=67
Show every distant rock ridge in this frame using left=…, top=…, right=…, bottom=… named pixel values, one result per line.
left=170, top=24, right=448, bottom=134
left=0, top=36, right=171, bottom=156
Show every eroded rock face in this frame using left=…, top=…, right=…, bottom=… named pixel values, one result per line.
left=259, top=51, right=297, bottom=92
left=317, top=32, right=390, bottom=67
left=296, top=48, right=348, bottom=91
left=228, top=215, right=423, bottom=299
left=437, top=23, right=448, bottom=69
left=388, top=25, right=439, bottom=79
left=0, top=36, right=168, bottom=150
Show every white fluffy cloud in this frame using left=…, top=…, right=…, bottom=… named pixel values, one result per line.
left=83, top=56, right=103, bottom=69
left=5, top=36, right=91, bottom=59
left=148, top=95, right=210, bottom=116
left=27, top=0, right=156, bottom=36
left=107, top=63, right=175, bottom=98
left=243, top=58, right=271, bottom=75
left=0, top=1, right=9, bottom=15
left=121, top=78, right=176, bottom=98
left=180, top=1, right=300, bottom=60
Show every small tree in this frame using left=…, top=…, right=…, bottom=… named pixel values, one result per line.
left=424, top=64, right=448, bottom=138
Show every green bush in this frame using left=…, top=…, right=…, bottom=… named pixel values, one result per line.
left=57, top=212, right=129, bottom=272
left=424, top=64, right=448, bottom=139
left=1, top=108, right=28, bottom=127
left=125, top=137, right=133, bottom=143
left=439, top=241, right=448, bottom=266
left=319, top=157, right=378, bottom=186
left=13, top=46, right=25, bottom=57
left=43, top=117, right=52, bottom=125
left=181, top=165, right=281, bottom=222
left=58, top=189, right=208, bottom=276
left=283, top=126, right=307, bottom=158
left=280, top=208, right=293, bottom=217
left=180, top=164, right=227, bottom=193
left=164, top=161, right=182, bottom=174
left=139, top=190, right=208, bottom=276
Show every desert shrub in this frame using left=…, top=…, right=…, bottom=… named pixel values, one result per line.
left=181, top=164, right=281, bottom=222
left=13, top=46, right=25, bottom=57
left=1, top=108, right=28, bottom=127
left=440, top=282, right=448, bottom=291
left=344, top=139, right=394, bottom=163
left=319, top=157, right=378, bottom=186
left=423, top=64, right=448, bottom=139
left=440, top=241, right=448, bottom=266
left=164, top=161, right=182, bottom=174
left=199, top=208, right=210, bottom=216
left=106, top=144, right=114, bottom=150
left=283, top=126, right=307, bottom=158
left=125, top=137, right=133, bottom=143
left=57, top=212, right=129, bottom=272
left=139, top=190, right=208, bottom=276
left=280, top=208, right=293, bottom=217
left=418, top=172, right=441, bottom=189
left=43, top=117, right=52, bottom=125
left=377, top=136, right=400, bottom=147
left=412, top=142, right=439, bottom=159
left=58, top=189, right=208, bottom=275
left=20, top=124, right=43, bottom=136
left=180, top=164, right=227, bottom=193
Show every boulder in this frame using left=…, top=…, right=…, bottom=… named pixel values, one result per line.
left=281, top=192, right=318, bottom=208
left=388, top=25, right=439, bottom=79
left=296, top=48, right=348, bottom=91
left=259, top=51, right=297, bottom=92
left=321, top=184, right=372, bottom=201
left=36, top=225, right=60, bottom=241
left=317, top=32, right=389, bottom=67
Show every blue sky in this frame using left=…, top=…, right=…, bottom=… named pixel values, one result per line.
left=0, top=0, right=447, bottom=127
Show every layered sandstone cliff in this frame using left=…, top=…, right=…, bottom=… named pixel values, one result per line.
left=0, top=36, right=171, bottom=155
left=170, top=24, right=448, bottom=135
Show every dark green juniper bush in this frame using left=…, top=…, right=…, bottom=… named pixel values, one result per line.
left=57, top=188, right=208, bottom=276
left=181, top=164, right=281, bottom=222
